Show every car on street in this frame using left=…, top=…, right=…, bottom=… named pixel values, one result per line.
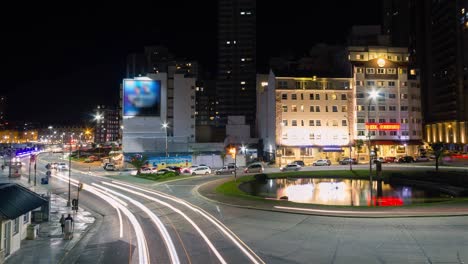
left=57, top=162, right=69, bottom=170
left=339, top=158, right=357, bottom=165
left=415, top=156, right=430, bottom=162
left=244, top=163, right=264, bottom=173
left=167, top=166, right=182, bottom=174
left=157, top=168, right=176, bottom=174
left=215, top=164, right=237, bottom=175
left=372, top=157, right=385, bottom=164
left=280, top=163, right=302, bottom=172
left=312, top=159, right=331, bottom=166
left=384, top=156, right=397, bottom=163
left=191, top=166, right=211, bottom=175
left=397, top=156, right=415, bottom=163
left=104, top=163, right=116, bottom=171
left=182, top=165, right=200, bottom=174
left=140, top=167, right=158, bottom=174
left=291, top=160, right=305, bottom=166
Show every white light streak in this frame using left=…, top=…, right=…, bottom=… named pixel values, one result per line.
left=111, top=181, right=264, bottom=264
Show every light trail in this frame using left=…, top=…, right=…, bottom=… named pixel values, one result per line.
left=92, top=183, right=180, bottom=264
left=274, top=206, right=389, bottom=214
left=102, top=181, right=227, bottom=264
left=50, top=174, right=149, bottom=264
left=111, top=180, right=265, bottom=264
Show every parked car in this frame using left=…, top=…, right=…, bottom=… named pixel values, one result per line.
left=104, top=163, right=116, bottom=171
left=140, top=167, right=157, bottom=174
left=157, top=168, right=175, bottom=174
left=280, top=163, right=302, bottom=172
left=384, top=156, right=397, bottom=163
left=339, top=158, right=357, bottom=165
left=182, top=165, right=200, bottom=174
left=372, top=157, right=385, bottom=164
left=215, top=164, right=236, bottom=175
left=397, top=156, right=415, bottom=163
left=244, top=163, right=264, bottom=173
left=191, top=166, right=212, bottom=175
left=291, top=160, right=305, bottom=166
left=312, top=159, right=331, bottom=166
left=166, top=166, right=182, bottom=173
left=415, top=156, right=430, bottom=162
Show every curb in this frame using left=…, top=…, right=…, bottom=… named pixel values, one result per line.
left=193, top=178, right=468, bottom=219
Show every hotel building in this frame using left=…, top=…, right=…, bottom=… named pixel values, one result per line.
left=348, top=46, right=423, bottom=160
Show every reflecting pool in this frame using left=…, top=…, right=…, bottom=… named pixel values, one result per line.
left=240, top=178, right=455, bottom=206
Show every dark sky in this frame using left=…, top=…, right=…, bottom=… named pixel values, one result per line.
left=0, top=1, right=381, bottom=125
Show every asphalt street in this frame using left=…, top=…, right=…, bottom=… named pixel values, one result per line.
left=20, top=153, right=468, bottom=264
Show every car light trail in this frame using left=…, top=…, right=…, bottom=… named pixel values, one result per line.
left=92, top=183, right=180, bottom=264
left=50, top=174, right=149, bottom=263
left=111, top=181, right=265, bottom=264
left=274, top=206, right=388, bottom=214
left=102, top=182, right=227, bottom=264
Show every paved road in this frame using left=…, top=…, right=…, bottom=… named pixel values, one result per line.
left=24, top=153, right=468, bottom=263
left=32, top=153, right=263, bottom=264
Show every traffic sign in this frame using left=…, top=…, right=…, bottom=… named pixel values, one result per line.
left=72, top=199, right=78, bottom=206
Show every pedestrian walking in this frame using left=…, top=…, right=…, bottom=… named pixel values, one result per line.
left=59, top=214, right=65, bottom=233
left=65, top=214, right=74, bottom=230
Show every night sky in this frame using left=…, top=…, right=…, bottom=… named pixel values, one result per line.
left=1, top=1, right=380, bottom=125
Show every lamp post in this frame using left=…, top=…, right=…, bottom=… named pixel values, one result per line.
left=345, top=115, right=353, bottom=171
left=67, top=137, right=72, bottom=207
left=366, top=90, right=378, bottom=204
left=162, top=122, right=169, bottom=164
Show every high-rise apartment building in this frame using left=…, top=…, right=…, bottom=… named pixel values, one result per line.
left=94, top=105, right=121, bottom=144
left=422, top=0, right=468, bottom=150
left=217, top=0, right=257, bottom=135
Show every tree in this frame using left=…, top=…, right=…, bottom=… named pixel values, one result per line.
left=354, top=139, right=364, bottom=163
left=430, top=142, right=444, bottom=172
left=220, top=151, right=226, bottom=167
left=128, top=154, right=149, bottom=175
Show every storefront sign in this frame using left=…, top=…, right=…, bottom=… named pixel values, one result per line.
left=365, top=123, right=400, bottom=131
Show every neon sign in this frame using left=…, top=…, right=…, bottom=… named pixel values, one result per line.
left=365, top=123, right=400, bottom=130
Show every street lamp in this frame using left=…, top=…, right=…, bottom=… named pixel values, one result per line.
left=366, top=90, right=378, bottom=204
left=344, top=115, right=353, bottom=171
left=162, top=122, right=169, bottom=163
left=67, top=138, right=72, bottom=207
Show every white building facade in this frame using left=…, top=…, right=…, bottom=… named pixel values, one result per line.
left=349, top=46, right=423, bottom=161
left=258, top=71, right=354, bottom=165
left=122, top=73, right=196, bottom=168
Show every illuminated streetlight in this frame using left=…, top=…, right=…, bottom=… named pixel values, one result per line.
left=366, top=90, right=379, bottom=204
left=162, top=122, right=169, bottom=163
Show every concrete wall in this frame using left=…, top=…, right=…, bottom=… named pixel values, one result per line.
left=173, top=74, right=195, bottom=142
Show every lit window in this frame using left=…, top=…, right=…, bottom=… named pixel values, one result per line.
left=261, top=82, right=268, bottom=87
left=410, top=69, right=416, bottom=75
left=300, top=105, right=304, bottom=112
left=341, top=106, right=347, bottom=112
left=240, top=81, right=246, bottom=85
left=241, top=58, right=245, bottom=61
left=226, top=41, right=231, bottom=44
left=331, top=94, right=337, bottom=100
left=282, top=105, right=288, bottom=112
left=291, top=105, right=297, bottom=112
left=240, top=11, right=245, bottom=15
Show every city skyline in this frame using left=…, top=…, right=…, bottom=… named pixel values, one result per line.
left=0, top=1, right=380, bottom=124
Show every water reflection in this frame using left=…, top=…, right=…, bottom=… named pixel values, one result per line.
left=242, top=178, right=452, bottom=206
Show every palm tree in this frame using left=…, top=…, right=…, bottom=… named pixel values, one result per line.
left=430, top=142, right=444, bottom=172
left=220, top=151, right=226, bottom=167
left=354, top=139, right=364, bottom=163
left=128, top=154, right=148, bottom=175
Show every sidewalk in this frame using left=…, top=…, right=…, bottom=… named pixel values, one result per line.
left=0, top=169, right=95, bottom=264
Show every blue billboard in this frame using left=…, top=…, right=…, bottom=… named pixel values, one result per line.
left=123, top=79, right=161, bottom=116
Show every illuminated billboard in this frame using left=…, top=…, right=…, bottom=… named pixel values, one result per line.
left=123, top=79, right=161, bottom=116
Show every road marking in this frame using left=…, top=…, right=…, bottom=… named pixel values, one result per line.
left=111, top=180, right=265, bottom=264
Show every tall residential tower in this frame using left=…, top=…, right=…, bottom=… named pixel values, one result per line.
left=216, top=0, right=257, bottom=135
